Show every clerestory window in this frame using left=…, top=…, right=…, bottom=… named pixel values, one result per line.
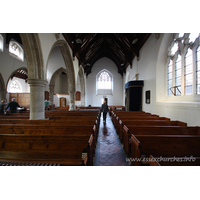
left=9, top=41, right=24, bottom=61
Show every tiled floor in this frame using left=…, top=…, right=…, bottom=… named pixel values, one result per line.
left=94, top=113, right=130, bottom=166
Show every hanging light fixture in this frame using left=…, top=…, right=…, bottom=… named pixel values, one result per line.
left=132, top=38, right=138, bottom=44
left=76, top=38, right=83, bottom=44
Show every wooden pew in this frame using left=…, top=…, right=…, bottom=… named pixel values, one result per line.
left=130, top=134, right=200, bottom=166
left=113, top=115, right=170, bottom=130
left=111, top=111, right=153, bottom=124
left=111, top=111, right=169, bottom=128
left=123, top=126, right=200, bottom=156
left=0, top=110, right=100, bottom=166
left=0, top=134, right=94, bottom=166
left=0, top=115, right=100, bottom=126
left=118, top=120, right=187, bottom=142
left=0, top=123, right=98, bottom=152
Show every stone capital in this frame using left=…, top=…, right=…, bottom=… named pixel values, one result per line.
left=27, top=79, right=48, bottom=87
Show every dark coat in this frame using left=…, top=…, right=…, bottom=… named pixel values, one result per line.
left=101, top=102, right=108, bottom=113
left=6, top=101, right=20, bottom=113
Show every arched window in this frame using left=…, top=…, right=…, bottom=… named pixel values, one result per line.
left=9, top=41, right=24, bottom=61
left=167, top=33, right=200, bottom=98
left=0, top=34, right=3, bottom=52
left=167, top=59, right=173, bottom=96
left=197, top=46, right=200, bottom=94
left=96, top=70, right=113, bottom=95
left=188, top=33, right=199, bottom=43
left=98, top=71, right=111, bottom=89
left=175, top=54, right=182, bottom=96
left=10, top=80, right=22, bottom=93
left=184, top=48, right=193, bottom=95
left=170, top=42, right=178, bottom=56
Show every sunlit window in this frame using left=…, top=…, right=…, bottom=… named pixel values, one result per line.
left=197, top=46, right=200, bottom=94
left=9, top=41, right=24, bottom=61
left=175, top=54, right=182, bottom=95
left=167, top=59, right=173, bottom=96
left=178, top=33, right=184, bottom=38
left=185, top=48, right=193, bottom=95
left=189, top=33, right=199, bottom=43
left=167, top=33, right=200, bottom=98
left=98, top=71, right=112, bottom=89
left=0, top=34, right=3, bottom=52
left=96, top=70, right=113, bottom=95
left=171, top=43, right=178, bottom=56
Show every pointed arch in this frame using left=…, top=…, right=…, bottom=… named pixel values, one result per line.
left=50, top=67, right=67, bottom=87
left=19, top=33, right=44, bottom=80
left=6, top=67, right=28, bottom=91
left=47, top=40, right=75, bottom=93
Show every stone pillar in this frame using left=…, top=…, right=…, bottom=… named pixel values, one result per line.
left=28, top=79, right=48, bottom=120
left=49, top=84, right=55, bottom=108
left=69, top=90, right=75, bottom=111
left=81, top=93, right=85, bottom=106
left=0, top=91, right=6, bottom=102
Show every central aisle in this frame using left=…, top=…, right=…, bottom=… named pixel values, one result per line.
left=94, top=113, right=130, bottom=166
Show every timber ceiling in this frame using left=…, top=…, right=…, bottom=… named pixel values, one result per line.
left=63, top=33, right=151, bottom=76
left=5, top=33, right=152, bottom=77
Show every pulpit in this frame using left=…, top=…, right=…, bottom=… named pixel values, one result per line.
left=125, top=80, right=144, bottom=111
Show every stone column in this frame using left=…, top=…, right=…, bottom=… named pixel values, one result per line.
left=28, top=79, right=48, bottom=120
left=0, top=91, right=6, bottom=102
left=69, top=90, right=75, bottom=111
left=49, top=84, right=55, bottom=108
left=81, top=93, right=85, bottom=106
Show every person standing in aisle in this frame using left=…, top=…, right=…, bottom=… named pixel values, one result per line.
left=101, top=100, right=109, bottom=123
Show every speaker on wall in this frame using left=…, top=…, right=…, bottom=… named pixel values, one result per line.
left=145, top=90, right=150, bottom=104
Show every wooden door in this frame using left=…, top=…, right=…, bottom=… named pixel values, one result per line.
left=60, top=97, right=66, bottom=107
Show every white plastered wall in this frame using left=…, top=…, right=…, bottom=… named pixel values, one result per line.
left=125, top=33, right=200, bottom=126
left=86, top=57, right=123, bottom=106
